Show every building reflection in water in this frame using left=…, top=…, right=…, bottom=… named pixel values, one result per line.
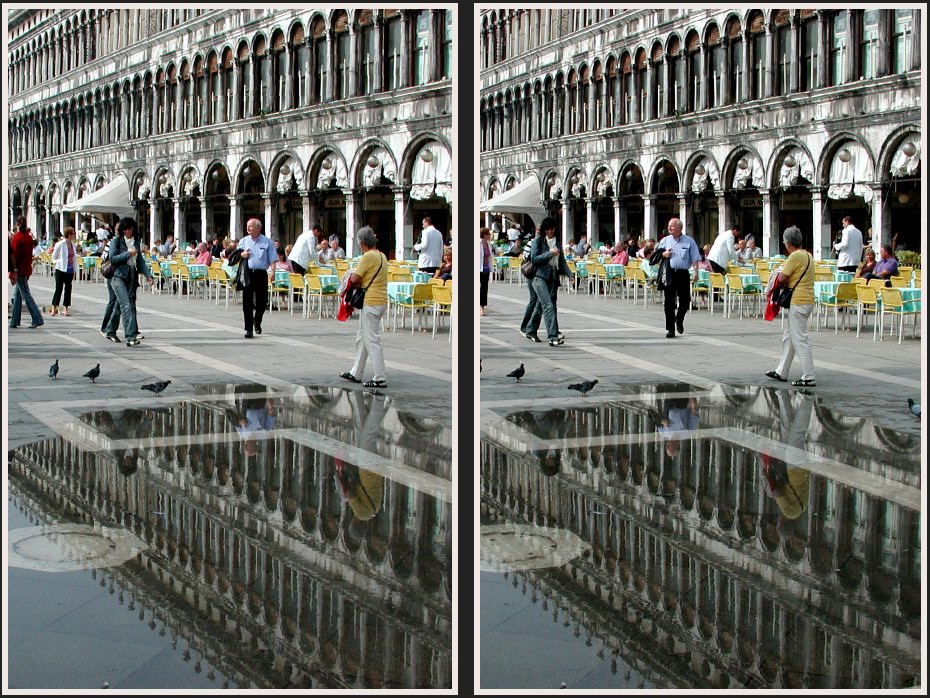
left=481, top=384, right=919, bottom=689
left=10, top=384, right=452, bottom=689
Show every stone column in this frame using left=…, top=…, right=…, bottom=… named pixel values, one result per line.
left=228, top=196, right=241, bottom=239
left=200, top=199, right=209, bottom=242
left=231, top=59, right=241, bottom=120
left=584, top=197, right=594, bottom=242
left=644, top=60, right=654, bottom=121
left=759, top=188, right=777, bottom=257
left=677, top=195, right=691, bottom=236
left=810, top=187, right=829, bottom=260
left=392, top=186, right=409, bottom=261
left=643, top=196, right=656, bottom=241
left=909, top=10, right=920, bottom=72
left=613, top=198, right=622, bottom=246
left=717, top=192, right=730, bottom=239
left=816, top=11, right=828, bottom=88
left=299, top=191, right=311, bottom=232
left=372, top=16, right=383, bottom=93
left=844, top=10, right=856, bottom=84
left=790, top=16, right=801, bottom=92
left=282, top=45, right=293, bottom=110
left=172, top=198, right=182, bottom=241
left=741, top=30, right=751, bottom=101
left=630, top=70, right=640, bottom=124
left=764, top=23, right=775, bottom=97
left=263, top=195, right=275, bottom=239
left=695, top=47, right=705, bottom=111
left=399, top=13, right=411, bottom=88
left=561, top=201, right=571, bottom=244
left=343, top=189, right=361, bottom=254
left=870, top=184, right=885, bottom=253
left=347, top=24, right=358, bottom=97
left=149, top=199, right=159, bottom=244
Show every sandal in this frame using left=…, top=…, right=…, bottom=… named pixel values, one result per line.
left=363, top=379, right=387, bottom=388
left=340, top=371, right=361, bottom=383
left=765, top=370, right=787, bottom=382
left=791, top=379, right=816, bottom=387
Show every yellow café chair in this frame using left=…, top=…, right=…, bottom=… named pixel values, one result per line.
left=392, top=283, right=433, bottom=333
left=879, top=287, right=920, bottom=344
left=431, top=283, right=453, bottom=341
left=855, top=284, right=880, bottom=340
left=306, top=274, right=340, bottom=320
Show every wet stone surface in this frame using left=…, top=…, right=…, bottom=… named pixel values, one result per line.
left=8, top=384, right=452, bottom=690
left=480, top=383, right=921, bottom=690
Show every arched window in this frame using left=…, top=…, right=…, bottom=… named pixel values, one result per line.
left=748, top=11, right=766, bottom=100
left=413, top=10, right=430, bottom=86
left=333, top=11, right=349, bottom=99
left=620, top=54, right=632, bottom=123
left=358, top=12, right=374, bottom=94
left=310, top=16, right=325, bottom=103
left=860, top=9, right=880, bottom=79
left=207, top=53, right=219, bottom=124
left=237, top=43, right=250, bottom=117
left=222, top=49, right=234, bottom=120
left=270, top=30, right=286, bottom=110
left=651, top=43, right=665, bottom=117
left=667, top=38, right=682, bottom=113
left=567, top=70, right=577, bottom=134
left=799, top=11, right=818, bottom=91
left=774, top=10, right=792, bottom=96
left=253, top=35, right=269, bottom=113
left=383, top=11, right=402, bottom=91
left=578, top=65, right=589, bottom=132
left=686, top=31, right=700, bottom=112
left=180, top=61, right=191, bottom=129
left=193, top=57, right=206, bottom=127
left=707, top=24, right=724, bottom=108
left=829, top=11, right=847, bottom=87
left=167, top=64, right=177, bottom=131
left=892, top=9, right=913, bottom=73
left=606, top=57, right=618, bottom=127
left=592, top=62, right=603, bottom=130
left=635, top=50, right=647, bottom=121
left=441, top=10, right=453, bottom=79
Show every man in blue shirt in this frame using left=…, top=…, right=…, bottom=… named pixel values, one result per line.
left=237, top=218, right=277, bottom=338
left=656, top=218, right=701, bottom=338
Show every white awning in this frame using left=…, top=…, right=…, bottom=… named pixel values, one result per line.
left=479, top=174, right=547, bottom=224
left=62, top=174, right=134, bottom=219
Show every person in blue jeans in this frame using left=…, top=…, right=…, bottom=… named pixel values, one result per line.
left=9, top=216, right=45, bottom=329
left=519, top=217, right=573, bottom=347
left=102, top=217, right=153, bottom=346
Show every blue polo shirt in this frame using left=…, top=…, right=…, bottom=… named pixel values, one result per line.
left=237, top=233, right=277, bottom=270
left=657, top=233, right=701, bottom=270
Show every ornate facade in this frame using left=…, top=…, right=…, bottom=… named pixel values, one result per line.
left=8, top=8, right=453, bottom=258
left=479, top=9, right=921, bottom=257
left=479, top=386, right=920, bottom=688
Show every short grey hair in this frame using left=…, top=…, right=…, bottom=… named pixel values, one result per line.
left=356, top=226, right=376, bottom=249
left=782, top=226, right=803, bottom=248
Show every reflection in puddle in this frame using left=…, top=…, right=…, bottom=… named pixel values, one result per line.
left=481, top=384, right=920, bottom=690
left=10, top=384, right=452, bottom=689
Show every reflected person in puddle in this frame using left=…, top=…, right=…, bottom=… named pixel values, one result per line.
left=656, top=396, right=699, bottom=459
left=226, top=384, right=277, bottom=458
left=338, top=391, right=387, bottom=542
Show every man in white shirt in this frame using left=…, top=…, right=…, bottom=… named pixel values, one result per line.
left=95, top=224, right=110, bottom=242
left=833, top=216, right=864, bottom=273
left=507, top=222, right=520, bottom=243
left=706, top=224, right=742, bottom=274
left=287, top=227, right=320, bottom=274
left=414, top=216, right=444, bottom=274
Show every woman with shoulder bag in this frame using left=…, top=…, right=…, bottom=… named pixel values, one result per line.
left=519, top=217, right=573, bottom=346
left=102, top=217, right=153, bottom=347
left=50, top=227, right=78, bottom=316
left=765, top=226, right=816, bottom=387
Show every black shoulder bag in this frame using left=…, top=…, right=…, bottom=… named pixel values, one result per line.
left=772, top=254, right=811, bottom=309
left=346, top=256, right=384, bottom=309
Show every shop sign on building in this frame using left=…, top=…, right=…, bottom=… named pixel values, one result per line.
left=364, top=192, right=394, bottom=210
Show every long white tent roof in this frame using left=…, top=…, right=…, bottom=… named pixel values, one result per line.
left=62, top=174, right=135, bottom=219
left=479, top=174, right=547, bottom=224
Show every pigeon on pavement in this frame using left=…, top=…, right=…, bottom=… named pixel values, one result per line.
left=506, top=363, right=525, bottom=381
left=141, top=379, right=172, bottom=396
left=49, top=359, right=59, bottom=379
left=907, top=398, right=921, bottom=419
left=83, top=363, right=101, bottom=383
left=568, top=379, right=598, bottom=397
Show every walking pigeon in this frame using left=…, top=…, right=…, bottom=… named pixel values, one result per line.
left=568, top=379, right=598, bottom=397
left=49, top=359, right=59, bottom=379
left=83, top=363, right=101, bottom=383
left=907, top=398, right=921, bottom=419
left=141, top=379, right=172, bottom=396
left=506, top=363, right=525, bottom=381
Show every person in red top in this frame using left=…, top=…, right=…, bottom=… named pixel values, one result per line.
left=9, top=216, right=45, bottom=329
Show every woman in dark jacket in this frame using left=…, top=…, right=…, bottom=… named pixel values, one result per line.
left=518, top=217, right=573, bottom=346
left=102, top=217, right=153, bottom=347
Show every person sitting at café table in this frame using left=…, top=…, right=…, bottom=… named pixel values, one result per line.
left=855, top=248, right=877, bottom=278
left=329, top=235, right=347, bottom=259
left=434, top=247, right=453, bottom=281
left=739, top=238, right=762, bottom=262
left=317, top=238, right=335, bottom=262
left=193, top=242, right=214, bottom=266
left=861, top=244, right=899, bottom=286
left=637, top=239, right=656, bottom=260
left=609, top=244, right=629, bottom=265
left=274, top=248, right=293, bottom=273
left=505, top=237, right=524, bottom=257
left=571, top=235, right=591, bottom=258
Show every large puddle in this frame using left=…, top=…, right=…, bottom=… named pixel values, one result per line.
left=8, top=384, right=452, bottom=690
left=480, top=383, right=921, bottom=690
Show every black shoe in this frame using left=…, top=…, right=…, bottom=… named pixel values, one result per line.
left=526, top=333, right=541, bottom=343
left=549, top=338, right=564, bottom=346
left=255, top=324, right=262, bottom=335
left=106, top=334, right=122, bottom=343
left=126, top=340, right=141, bottom=347
left=244, top=331, right=254, bottom=338
left=765, top=370, right=787, bottom=382
left=340, top=371, right=361, bottom=383
left=676, top=321, right=684, bottom=335
left=666, top=331, right=675, bottom=338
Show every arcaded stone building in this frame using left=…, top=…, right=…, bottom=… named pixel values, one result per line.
left=479, top=9, right=921, bottom=257
left=8, top=8, right=453, bottom=258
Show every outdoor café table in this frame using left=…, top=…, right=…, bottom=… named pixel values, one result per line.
left=317, top=274, right=339, bottom=291
left=896, top=288, right=922, bottom=313
left=604, top=264, right=626, bottom=280
left=813, top=281, right=842, bottom=304
left=834, top=270, right=854, bottom=282
left=187, top=264, right=208, bottom=279
left=412, top=271, right=433, bottom=283
left=79, top=256, right=98, bottom=281
left=387, top=281, right=423, bottom=304
left=698, top=269, right=762, bottom=290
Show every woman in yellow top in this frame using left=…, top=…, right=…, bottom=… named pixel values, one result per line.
left=340, top=226, right=389, bottom=388
left=765, top=225, right=816, bottom=387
